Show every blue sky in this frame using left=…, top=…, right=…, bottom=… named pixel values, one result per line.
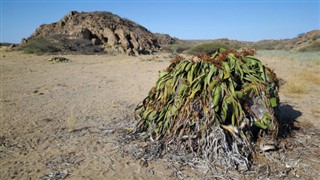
left=1, top=0, right=319, bottom=43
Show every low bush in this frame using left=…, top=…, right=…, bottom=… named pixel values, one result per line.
left=47, top=56, right=70, bottom=63
left=161, top=43, right=193, bottom=54
left=251, top=41, right=278, bottom=50
left=22, top=37, right=61, bottom=54
left=186, top=42, right=230, bottom=55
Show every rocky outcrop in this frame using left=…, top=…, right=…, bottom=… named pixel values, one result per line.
left=154, top=33, right=178, bottom=45
left=22, top=11, right=168, bottom=55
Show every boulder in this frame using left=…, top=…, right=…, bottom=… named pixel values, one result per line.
left=91, top=38, right=101, bottom=45
left=20, top=38, right=28, bottom=46
left=103, top=28, right=118, bottom=46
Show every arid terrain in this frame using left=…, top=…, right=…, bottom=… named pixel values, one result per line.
left=1, top=50, right=319, bottom=179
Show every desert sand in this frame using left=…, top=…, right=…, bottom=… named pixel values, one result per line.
left=1, top=50, right=319, bottom=179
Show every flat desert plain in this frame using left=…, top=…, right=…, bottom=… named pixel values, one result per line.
left=1, top=50, right=319, bottom=179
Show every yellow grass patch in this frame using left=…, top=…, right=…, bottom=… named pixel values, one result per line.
left=283, top=82, right=309, bottom=95
left=300, top=71, right=320, bottom=85
left=314, top=61, right=320, bottom=66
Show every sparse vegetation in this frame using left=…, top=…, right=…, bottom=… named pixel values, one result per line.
left=256, top=50, right=320, bottom=63
left=186, top=42, right=231, bottom=55
left=251, top=41, right=279, bottom=50
left=299, top=70, right=320, bottom=85
left=312, top=60, right=320, bottom=66
left=47, top=56, right=70, bottom=63
left=142, top=56, right=164, bottom=62
left=311, top=34, right=320, bottom=40
left=22, top=36, right=61, bottom=54
left=161, top=43, right=193, bottom=54
left=257, top=50, right=319, bottom=97
left=134, top=49, right=280, bottom=170
left=284, top=83, right=309, bottom=94
left=299, top=41, right=320, bottom=52
left=21, top=34, right=106, bottom=55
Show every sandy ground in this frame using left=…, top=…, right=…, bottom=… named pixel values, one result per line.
left=0, top=50, right=319, bottom=179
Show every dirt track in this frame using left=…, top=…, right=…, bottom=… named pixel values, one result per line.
left=1, top=51, right=319, bottom=179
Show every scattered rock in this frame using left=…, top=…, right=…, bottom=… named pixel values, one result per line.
left=42, top=169, right=70, bottom=180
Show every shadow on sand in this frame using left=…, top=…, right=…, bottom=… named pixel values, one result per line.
left=277, top=103, right=302, bottom=138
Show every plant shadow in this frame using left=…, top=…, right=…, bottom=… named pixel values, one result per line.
left=277, top=103, right=302, bottom=138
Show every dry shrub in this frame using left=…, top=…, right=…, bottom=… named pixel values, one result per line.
left=47, top=56, right=70, bottom=63
left=313, top=60, right=320, bottom=66
left=299, top=70, right=320, bottom=85
left=284, top=82, right=309, bottom=94
left=66, top=111, right=77, bottom=132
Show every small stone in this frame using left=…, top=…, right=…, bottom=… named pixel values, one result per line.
left=91, top=38, right=101, bottom=45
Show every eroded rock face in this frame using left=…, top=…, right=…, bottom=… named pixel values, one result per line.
left=24, top=11, right=164, bottom=55
left=154, top=33, right=178, bottom=45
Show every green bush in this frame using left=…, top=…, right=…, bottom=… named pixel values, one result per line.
left=251, top=41, right=278, bottom=50
left=161, top=43, right=193, bottom=54
left=187, top=42, right=230, bottom=55
left=22, top=37, right=61, bottom=54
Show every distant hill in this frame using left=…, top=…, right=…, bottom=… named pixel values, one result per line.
left=187, top=30, right=320, bottom=52
left=251, top=30, right=320, bottom=51
left=21, top=11, right=175, bottom=55
left=170, top=30, right=320, bottom=54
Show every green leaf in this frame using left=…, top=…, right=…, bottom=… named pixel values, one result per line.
left=222, top=62, right=231, bottom=79
left=270, top=97, right=278, bottom=107
left=189, top=83, right=201, bottom=99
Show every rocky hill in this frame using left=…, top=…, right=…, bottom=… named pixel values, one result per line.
left=21, top=11, right=174, bottom=55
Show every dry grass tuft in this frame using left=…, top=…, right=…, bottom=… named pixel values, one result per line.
left=311, top=106, right=320, bottom=115
left=299, top=71, right=320, bottom=85
left=284, top=82, right=309, bottom=94
left=66, top=111, right=77, bottom=132
left=313, top=60, right=320, bottom=66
